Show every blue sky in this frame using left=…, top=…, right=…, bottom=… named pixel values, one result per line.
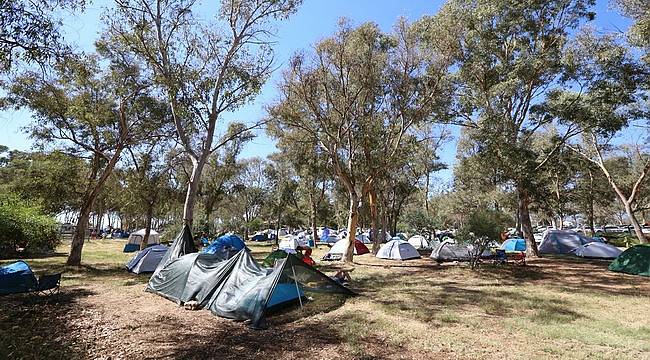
left=0, top=0, right=631, bottom=184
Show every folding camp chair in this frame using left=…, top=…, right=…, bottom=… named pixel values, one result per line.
left=30, top=273, right=62, bottom=300
left=493, top=249, right=508, bottom=265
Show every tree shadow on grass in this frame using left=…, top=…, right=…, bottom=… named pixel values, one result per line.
left=0, top=288, right=97, bottom=360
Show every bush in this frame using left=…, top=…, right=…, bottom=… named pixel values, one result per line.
left=0, top=193, right=60, bottom=256
left=457, top=209, right=512, bottom=269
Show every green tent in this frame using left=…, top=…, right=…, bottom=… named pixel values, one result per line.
left=262, top=250, right=288, bottom=267
left=608, top=244, right=650, bottom=277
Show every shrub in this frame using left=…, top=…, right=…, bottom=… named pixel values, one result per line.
left=0, top=193, right=60, bottom=256
left=457, top=209, right=512, bottom=269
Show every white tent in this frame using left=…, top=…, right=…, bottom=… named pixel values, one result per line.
left=571, top=242, right=622, bottom=259
left=278, top=237, right=299, bottom=251
left=127, top=229, right=161, bottom=246
left=126, top=244, right=168, bottom=273
left=376, top=240, right=420, bottom=260
left=407, top=235, right=429, bottom=250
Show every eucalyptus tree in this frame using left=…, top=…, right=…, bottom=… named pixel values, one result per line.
left=4, top=52, right=155, bottom=265
left=199, top=130, right=253, bottom=229
left=105, top=0, right=301, bottom=228
left=270, top=20, right=452, bottom=261
left=269, top=21, right=389, bottom=261
left=419, top=0, right=596, bottom=255
left=539, top=30, right=649, bottom=242
left=0, top=0, right=84, bottom=72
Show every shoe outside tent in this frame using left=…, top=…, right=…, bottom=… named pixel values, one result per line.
left=538, top=230, right=601, bottom=255
left=148, top=249, right=354, bottom=328
left=123, top=229, right=161, bottom=253
left=126, top=244, right=169, bottom=274
left=322, top=239, right=369, bottom=261
left=376, top=239, right=420, bottom=260
left=608, top=244, right=650, bottom=276
left=570, top=242, right=622, bottom=259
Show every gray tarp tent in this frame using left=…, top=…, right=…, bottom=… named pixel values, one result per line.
left=148, top=229, right=353, bottom=328
left=538, top=230, right=601, bottom=255
left=153, top=225, right=197, bottom=275
left=430, top=240, right=492, bottom=262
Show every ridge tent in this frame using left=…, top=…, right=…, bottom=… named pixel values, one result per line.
left=322, top=239, right=369, bottom=261
left=126, top=244, right=169, bottom=274
left=500, top=238, right=526, bottom=252
left=153, top=224, right=197, bottom=275
left=570, top=242, right=622, bottom=259
left=123, top=229, right=161, bottom=253
left=608, top=244, right=650, bottom=277
left=0, top=261, right=37, bottom=296
left=203, top=234, right=245, bottom=258
left=408, top=235, right=430, bottom=250
left=376, top=240, right=420, bottom=260
left=148, top=250, right=353, bottom=328
left=538, top=230, right=601, bottom=255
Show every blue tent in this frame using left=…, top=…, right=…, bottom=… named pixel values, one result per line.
left=500, top=238, right=526, bottom=252
left=251, top=233, right=268, bottom=242
left=0, top=261, right=38, bottom=296
left=203, top=234, right=246, bottom=255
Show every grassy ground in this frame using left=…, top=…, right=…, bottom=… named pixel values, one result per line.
left=1, top=239, right=648, bottom=360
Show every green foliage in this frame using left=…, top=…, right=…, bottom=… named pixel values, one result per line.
left=457, top=209, right=512, bottom=244
left=402, top=208, right=438, bottom=235
left=0, top=193, right=60, bottom=256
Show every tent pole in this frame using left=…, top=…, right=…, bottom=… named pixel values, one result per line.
left=291, top=264, right=303, bottom=309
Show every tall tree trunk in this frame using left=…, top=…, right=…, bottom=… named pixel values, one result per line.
left=369, top=190, right=380, bottom=254
left=309, top=193, right=318, bottom=249
left=68, top=202, right=92, bottom=266
left=343, top=192, right=360, bottom=263
left=141, top=204, right=154, bottom=250
left=183, top=156, right=207, bottom=227
left=518, top=186, right=539, bottom=257
left=67, top=150, right=123, bottom=266
left=588, top=170, right=595, bottom=234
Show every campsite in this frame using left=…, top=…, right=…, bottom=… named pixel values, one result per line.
left=1, top=0, right=650, bottom=359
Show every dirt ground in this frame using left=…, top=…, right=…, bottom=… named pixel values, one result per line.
left=1, top=241, right=649, bottom=360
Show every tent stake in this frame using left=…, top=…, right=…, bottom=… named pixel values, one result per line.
left=291, top=264, right=303, bottom=309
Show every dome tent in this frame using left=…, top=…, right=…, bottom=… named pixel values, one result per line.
left=608, top=244, right=650, bottom=277
left=430, top=240, right=492, bottom=262
left=126, top=244, right=168, bottom=274
left=323, top=239, right=369, bottom=261
left=570, top=242, right=622, bottom=259
left=408, top=235, right=430, bottom=250
left=376, top=240, right=420, bottom=260
left=538, top=230, right=601, bottom=255
left=123, top=229, right=161, bottom=253
left=203, top=234, right=245, bottom=257
left=500, top=238, right=526, bottom=252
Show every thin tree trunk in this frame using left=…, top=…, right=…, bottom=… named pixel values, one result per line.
left=309, top=193, right=318, bottom=249
left=141, top=204, right=154, bottom=250
left=369, top=189, right=380, bottom=254
left=588, top=169, right=595, bottom=234
left=183, top=156, right=207, bottom=227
